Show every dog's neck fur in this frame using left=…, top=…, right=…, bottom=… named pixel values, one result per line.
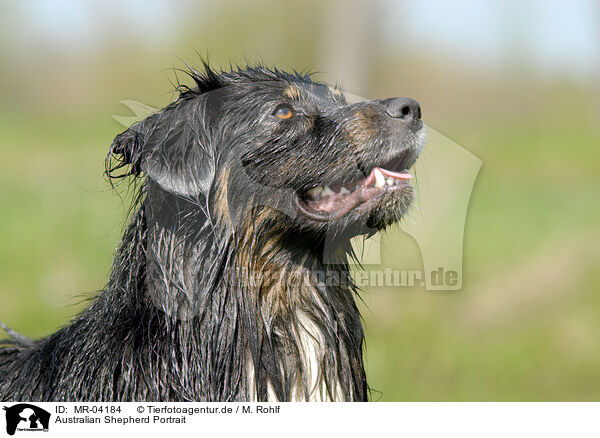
left=142, top=186, right=368, bottom=401
left=0, top=186, right=367, bottom=401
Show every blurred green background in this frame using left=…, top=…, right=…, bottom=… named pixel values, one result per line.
left=0, top=0, right=599, bottom=401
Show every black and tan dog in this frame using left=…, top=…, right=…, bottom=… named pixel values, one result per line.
left=0, top=64, right=424, bottom=401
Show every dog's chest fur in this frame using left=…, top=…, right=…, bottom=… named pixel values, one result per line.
left=289, top=312, right=345, bottom=401
left=236, top=258, right=364, bottom=401
left=247, top=311, right=345, bottom=402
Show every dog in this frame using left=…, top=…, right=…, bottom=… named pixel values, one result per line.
left=0, top=64, right=424, bottom=401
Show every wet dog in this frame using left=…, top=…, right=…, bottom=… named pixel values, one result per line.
left=0, top=64, right=424, bottom=401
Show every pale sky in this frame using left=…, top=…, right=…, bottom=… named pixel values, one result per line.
left=3, top=0, right=598, bottom=77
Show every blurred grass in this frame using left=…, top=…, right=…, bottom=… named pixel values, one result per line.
left=360, top=98, right=600, bottom=401
left=0, top=111, right=128, bottom=336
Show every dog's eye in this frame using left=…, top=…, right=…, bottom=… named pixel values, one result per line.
left=273, top=105, right=294, bottom=120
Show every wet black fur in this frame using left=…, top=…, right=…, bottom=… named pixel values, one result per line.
left=0, top=64, right=422, bottom=401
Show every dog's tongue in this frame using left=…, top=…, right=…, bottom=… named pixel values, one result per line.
left=379, top=168, right=412, bottom=179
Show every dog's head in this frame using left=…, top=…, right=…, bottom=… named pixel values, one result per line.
left=108, top=65, right=425, bottom=250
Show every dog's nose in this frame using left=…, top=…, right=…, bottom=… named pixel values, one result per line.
left=382, top=97, right=422, bottom=123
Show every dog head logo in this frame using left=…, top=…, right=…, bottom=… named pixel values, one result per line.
left=3, top=404, right=50, bottom=435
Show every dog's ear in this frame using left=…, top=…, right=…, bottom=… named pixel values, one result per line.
left=107, top=99, right=216, bottom=200
left=107, top=127, right=144, bottom=179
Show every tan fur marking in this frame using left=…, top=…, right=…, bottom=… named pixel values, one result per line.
left=214, top=167, right=231, bottom=223
left=345, top=105, right=381, bottom=150
left=331, top=87, right=344, bottom=99
left=283, top=85, right=302, bottom=101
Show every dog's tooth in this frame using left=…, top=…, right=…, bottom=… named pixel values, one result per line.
left=374, top=168, right=385, bottom=188
left=340, top=186, right=351, bottom=195
left=386, top=178, right=394, bottom=186
left=322, top=186, right=335, bottom=197
left=306, top=186, right=324, bottom=198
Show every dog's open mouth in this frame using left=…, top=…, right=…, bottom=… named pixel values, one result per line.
left=295, top=153, right=414, bottom=221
